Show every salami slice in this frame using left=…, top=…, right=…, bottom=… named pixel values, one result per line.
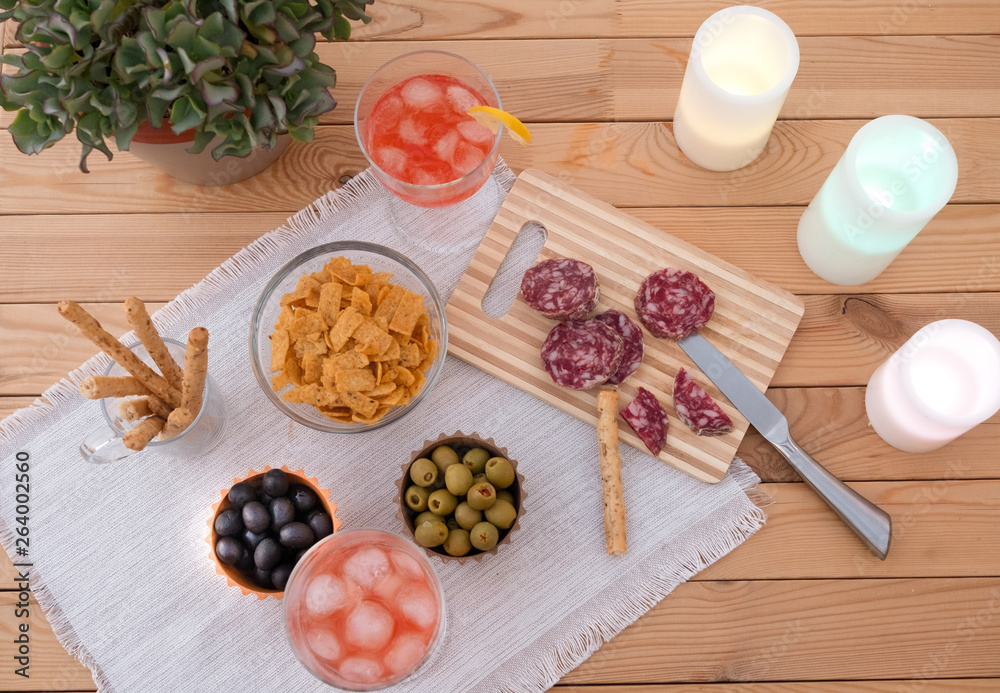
left=593, top=310, right=644, bottom=385
left=521, top=258, right=600, bottom=320
left=620, top=387, right=669, bottom=456
left=673, top=368, right=734, bottom=437
left=634, top=267, right=715, bottom=340
left=540, top=319, right=623, bottom=390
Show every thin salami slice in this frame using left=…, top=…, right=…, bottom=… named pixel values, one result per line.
left=540, top=319, right=623, bottom=390
left=634, top=267, right=715, bottom=340
left=521, top=258, right=600, bottom=320
left=620, top=387, right=669, bottom=456
left=593, top=309, right=644, bottom=385
left=673, top=368, right=734, bottom=437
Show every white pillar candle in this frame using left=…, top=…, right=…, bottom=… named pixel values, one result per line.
left=797, top=115, right=959, bottom=286
left=865, top=320, right=1000, bottom=453
left=673, top=6, right=799, bottom=171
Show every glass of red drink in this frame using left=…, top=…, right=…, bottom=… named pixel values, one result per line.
left=283, top=529, right=446, bottom=690
left=355, top=51, right=503, bottom=208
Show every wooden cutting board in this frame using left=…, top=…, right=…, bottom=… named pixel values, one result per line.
left=446, top=169, right=806, bottom=483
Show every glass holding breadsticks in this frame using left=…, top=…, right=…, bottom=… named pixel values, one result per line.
left=59, top=299, right=228, bottom=463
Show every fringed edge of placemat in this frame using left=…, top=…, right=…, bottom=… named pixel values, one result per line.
left=472, top=457, right=768, bottom=693
left=0, top=159, right=517, bottom=693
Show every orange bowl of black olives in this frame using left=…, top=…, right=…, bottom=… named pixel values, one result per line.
left=208, top=466, right=340, bottom=599
left=396, top=432, right=525, bottom=562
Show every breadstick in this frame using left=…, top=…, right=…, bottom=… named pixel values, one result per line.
left=80, top=375, right=151, bottom=400
left=57, top=301, right=182, bottom=408
left=118, top=397, right=153, bottom=422
left=160, top=407, right=196, bottom=440
left=124, top=297, right=184, bottom=390
left=180, top=327, right=209, bottom=415
left=597, top=389, right=627, bottom=556
left=145, top=394, right=174, bottom=420
left=122, top=416, right=165, bottom=451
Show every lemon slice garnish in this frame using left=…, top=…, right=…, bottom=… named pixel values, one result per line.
left=466, top=106, right=532, bottom=145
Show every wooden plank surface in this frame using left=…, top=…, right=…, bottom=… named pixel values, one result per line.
left=3, top=205, right=999, bottom=302
left=447, top=169, right=804, bottom=482
left=3, top=119, right=998, bottom=214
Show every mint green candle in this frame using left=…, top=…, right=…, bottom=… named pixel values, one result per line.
left=797, top=115, right=958, bottom=286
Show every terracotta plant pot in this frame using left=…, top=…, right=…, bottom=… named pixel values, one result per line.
left=128, top=120, right=290, bottom=186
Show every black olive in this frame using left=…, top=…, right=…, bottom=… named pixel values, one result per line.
left=242, top=501, right=270, bottom=533
left=215, top=537, right=244, bottom=566
left=260, top=492, right=279, bottom=507
left=307, top=512, right=334, bottom=541
left=279, top=522, right=315, bottom=549
left=255, top=537, right=282, bottom=571
left=235, top=550, right=255, bottom=573
left=253, top=566, right=273, bottom=589
left=226, top=482, right=256, bottom=509
left=242, top=528, right=267, bottom=551
left=291, top=549, right=308, bottom=565
left=271, top=563, right=294, bottom=590
left=270, top=497, right=296, bottom=530
left=263, top=468, right=290, bottom=497
left=289, top=485, right=318, bottom=514
left=214, top=508, right=243, bottom=537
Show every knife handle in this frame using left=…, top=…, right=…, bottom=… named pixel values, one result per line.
left=773, top=437, right=892, bottom=560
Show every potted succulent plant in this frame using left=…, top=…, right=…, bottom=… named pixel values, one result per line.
left=0, top=0, right=372, bottom=185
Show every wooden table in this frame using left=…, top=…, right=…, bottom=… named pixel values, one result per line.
left=2, top=4, right=999, bottom=691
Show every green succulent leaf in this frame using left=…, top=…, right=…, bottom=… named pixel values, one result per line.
left=1, top=0, right=370, bottom=171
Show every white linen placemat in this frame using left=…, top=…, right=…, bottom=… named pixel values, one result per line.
left=0, top=161, right=765, bottom=693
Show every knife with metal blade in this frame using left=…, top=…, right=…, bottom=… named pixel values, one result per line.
left=679, top=333, right=892, bottom=559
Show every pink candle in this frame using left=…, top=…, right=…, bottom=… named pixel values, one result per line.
left=865, top=319, right=1000, bottom=453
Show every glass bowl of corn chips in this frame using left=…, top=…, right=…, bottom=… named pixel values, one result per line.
left=250, top=241, right=447, bottom=432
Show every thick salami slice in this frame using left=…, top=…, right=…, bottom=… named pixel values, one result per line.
left=521, top=258, right=600, bottom=320
left=620, top=387, right=669, bottom=456
left=634, top=267, right=715, bottom=340
left=593, top=310, right=644, bottom=385
left=540, top=319, right=623, bottom=390
left=673, top=368, right=734, bottom=437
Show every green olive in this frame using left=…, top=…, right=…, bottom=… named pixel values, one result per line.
left=414, top=511, right=438, bottom=528
left=462, top=447, right=490, bottom=475
left=454, top=502, right=483, bottom=530
left=409, top=458, right=438, bottom=487
left=466, top=481, right=497, bottom=511
left=485, top=457, right=515, bottom=489
left=445, top=464, right=474, bottom=496
left=414, top=518, right=448, bottom=547
left=428, top=489, right=458, bottom=516
left=430, top=445, right=460, bottom=473
left=496, top=490, right=515, bottom=505
left=405, top=485, right=430, bottom=512
left=472, top=473, right=488, bottom=485
left=469, top=521, right=499, bottom=551
left=484, top=499, right=517, bottom=530
left=443, top=528, right=472, bottom=557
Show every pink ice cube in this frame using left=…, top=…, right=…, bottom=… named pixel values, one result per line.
left=401, top=78, right=443, bottom=109
left=344, top=600, right=395, bottom=651
left=446, top=84, right=480, bottom=113
left=457, top=119, right=495, bottom=145
left=397, top=585, right=438, bottom=630
left=398, top=119, right=426, bottom=146
left=433, top=130, right=461, bottom=161
left=384, top=633, right=427, bottom=676
left=389, top=550, right=424, bottom=580
left=452, top=140, right=486, bottom=176
left=373, top=573, right=406, bottom=603
left=338, top=657, right=385, bottom=685
left=305, top=574, right=357, bottom=617
left=373, top=146, right=407, bottom=179
left=341, top=545, right=391, bottom=590
left=307, top=627, right=342, bottom=662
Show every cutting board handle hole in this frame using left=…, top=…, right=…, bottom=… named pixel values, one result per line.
left=481, top=222, right=548, bottom=318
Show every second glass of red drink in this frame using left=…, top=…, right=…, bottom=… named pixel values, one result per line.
left=355, top=51, right=503, bottom=208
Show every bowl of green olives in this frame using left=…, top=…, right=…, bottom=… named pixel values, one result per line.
left=208, top=466, right=340, bottom=599
left=396, top=432, right=524, bottom=562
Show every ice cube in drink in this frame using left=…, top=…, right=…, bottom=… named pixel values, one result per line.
left=284, top=529, right=445, bottom=690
